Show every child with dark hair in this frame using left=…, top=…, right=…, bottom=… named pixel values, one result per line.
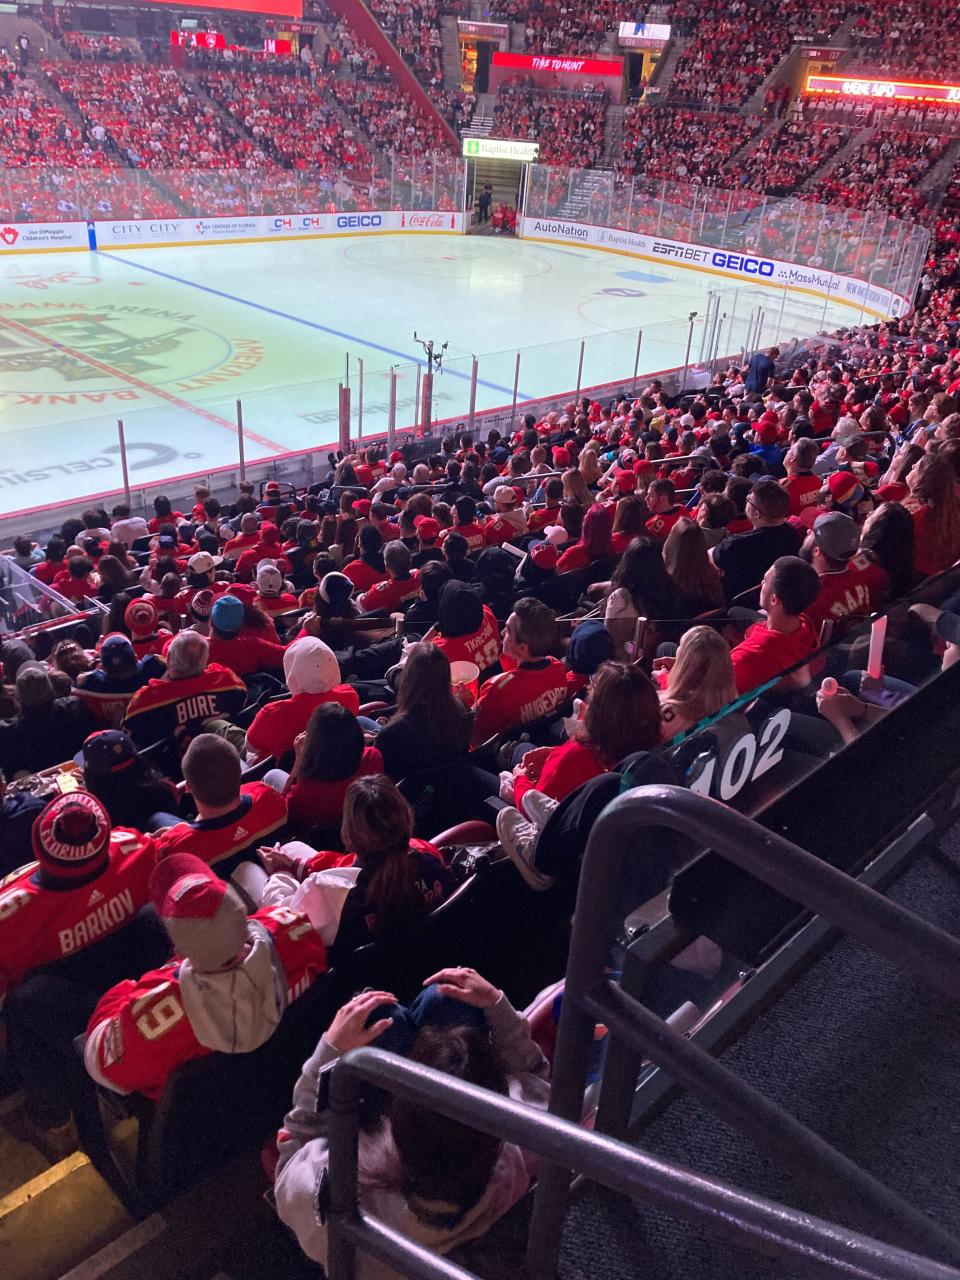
left=275, top=967, right=549, bottom=1273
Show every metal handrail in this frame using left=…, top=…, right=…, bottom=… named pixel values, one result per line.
left=526, top=784, right=960, bottom=1277
left=326, top=1047, right=960, bottom=1280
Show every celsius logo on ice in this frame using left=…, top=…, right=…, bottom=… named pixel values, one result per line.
left=711, top=251, right=775, bottom=278
left=336, top=215, right=383, bottom=229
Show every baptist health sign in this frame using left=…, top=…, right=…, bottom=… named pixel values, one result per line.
left=462, top=138, right=540, bottom=162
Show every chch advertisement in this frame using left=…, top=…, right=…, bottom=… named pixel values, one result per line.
left=95, top=210, right=465, bottom=248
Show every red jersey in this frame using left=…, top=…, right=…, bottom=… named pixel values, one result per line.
left=0, top=829, right=156, bottom=997
left=284, top=747, right=384, bottom=828
left=173, top=581, right=231, bottom=616
left=342, top=560, right=386, bottom=593
left=51, top=572, right=96, bottom=602
left=471, top=657, right=569, bottom=745
left=484, top=515, right=526, bottom=547
left=432, top=606, right=501, bottom=672
left=245, top=686, right=362, bottom=760
left=123, top=664, right=246, bottom=750
left=32, top=559, right=67, bottom=585
left=234, top=546, right=292, bottom=581
left=206, top=632, right=287, bottom=676
left=527, top=507, right=561, bottom=535
left=148, top=513, right=184, bottom=533
left=84, top=904, right=327, bottom=1099
left=254, top=591, right=299, bottom=618
left=222, top=532, right=259, bottom=558
left=805, top=555, right=889, bottom=630
left=645, top=508, right=685, bottom=540
left=781, top=473, right=823, bottom=517
left=730, top=616, right=819, bottom=696
left=358, top=572, right=421, bottom=614
left=131, top=631, right=172, bottom=661
left=441, top=521, right=486, bottom=552
left=153, top=782, right=287, bottom=877
left=514, top=738, right=604, bottom=809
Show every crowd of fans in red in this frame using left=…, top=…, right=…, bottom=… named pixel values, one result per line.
left=618, top=107, right=762, bottom=184
left=492, top=80, right=607, bottom=167
left=812, top=128, right=949, bottom=219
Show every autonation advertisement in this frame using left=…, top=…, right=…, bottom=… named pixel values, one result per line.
left=519, top=216, right=907, bottom=319
left=94, top=210, right=465, bottom=249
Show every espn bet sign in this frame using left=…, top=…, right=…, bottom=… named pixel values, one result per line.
left=462, top=138, right=540, bottom=161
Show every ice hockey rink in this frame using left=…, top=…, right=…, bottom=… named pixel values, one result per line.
left=0, top=233, right=861, bottom=516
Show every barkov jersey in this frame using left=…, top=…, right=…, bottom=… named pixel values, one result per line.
left=84, top=904, right=328, bottom=1098
left=0, top=828, right=156, bottom=999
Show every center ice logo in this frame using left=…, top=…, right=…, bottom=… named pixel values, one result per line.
left=0, top=302, right=258, bottom=400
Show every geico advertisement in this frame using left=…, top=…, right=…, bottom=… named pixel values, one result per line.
left=96, top=210, right=464, bottom=246
left=520, top=217, right=905, bottom=316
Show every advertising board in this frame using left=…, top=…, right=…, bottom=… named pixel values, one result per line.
left=94, top=210, right=465, bottom=249
left=519, top=216, right=907, bottom=318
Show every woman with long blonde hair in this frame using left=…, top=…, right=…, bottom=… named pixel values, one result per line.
left=659, top=625, right=736, bottom=741
left=578, top=446, right=603, bottom=487
left=562, top=467, right=593, bottom=508
left=905, top=452, right=960, bottom=576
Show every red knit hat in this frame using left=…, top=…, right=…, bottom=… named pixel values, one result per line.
left=125, top=598, right=159, bottom=638
left=827, top=471, right=864, bottom=506
left=32, top=791, right=112, bottom=885
left=150, top=853, right=248, bottom=971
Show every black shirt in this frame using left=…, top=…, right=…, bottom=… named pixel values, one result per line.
left=714, top=523, right=802, bottom=603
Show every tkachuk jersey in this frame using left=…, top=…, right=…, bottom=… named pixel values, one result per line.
left=471, top=658, right=569, bottom=744
left=432, top=606, right=501, bottom=672
left=84, top=905, right=328, bottom=1098
left=123, top=664, right=246, bottom=750
left=0, top=829, right=156, bottom=998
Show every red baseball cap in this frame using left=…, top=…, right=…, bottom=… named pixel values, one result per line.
left=413, top=516, right=440, bottom=543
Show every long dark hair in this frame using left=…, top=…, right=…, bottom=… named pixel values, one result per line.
left=341, top=775, right=422, bottom=933
left=396, top=643, right=471, bottom=749
left=860, top=501, right=916, bottom=597
left=297, top=703, right=364, bottom=782
left=388, top=1025, right=507, bottom=1221
left=609, top=536, right=678, bottom=616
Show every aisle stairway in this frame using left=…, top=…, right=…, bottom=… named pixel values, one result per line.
left=558, top=841, right=960, bottom=1279
left=440, top=14, right=461, bottom=92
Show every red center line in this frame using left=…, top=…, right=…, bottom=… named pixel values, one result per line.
left=0, top=311, right=287, bottom=453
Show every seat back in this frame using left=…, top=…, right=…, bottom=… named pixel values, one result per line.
left=335, top=874, right=484, bottom=1003
left=140, top=975, right=338, bottom=1202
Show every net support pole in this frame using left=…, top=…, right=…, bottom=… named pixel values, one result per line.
left=633, top=329, right=643, bottom=391
left=414, top=365, right=422, bottom=439
left=235, top=399, right=246, bottom=482
left=680, top=313, right=696, bottom=393
left=116, top=418, right=131, bottom=508
left=421, top=370, right=433, bottom=438
left=387, top=368, right=397, bottom=454
left=511, top=352, right=521, bottom=430
left=357, top=357, right=364, bottom=445
left=468, top=356, right=478, bottom=434
left=338, top=384, right=351, bottom=455
left=575, top=339, right=585, bottom=400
